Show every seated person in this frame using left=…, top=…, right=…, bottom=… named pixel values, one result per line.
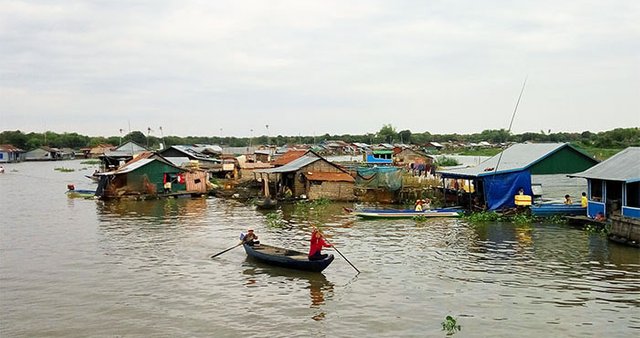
left=594, top=212, right=606, bottom=222
left=308, top=228, right=331, bottom=261
left=242, top=229, right=259, bottom=246
left=414, top=200, right=423, bottom=211
left=564, top=194, right=573, bottom=205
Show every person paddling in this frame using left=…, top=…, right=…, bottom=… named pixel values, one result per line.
left=308, top=228, right=332, bottom=261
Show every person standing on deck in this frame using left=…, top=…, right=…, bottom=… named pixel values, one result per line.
left=581, top=192, right=588, bottom=208
left=308, top=228, right=332, bottom=261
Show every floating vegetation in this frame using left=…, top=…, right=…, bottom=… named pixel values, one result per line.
left=584, top=223, right=609, bottom=235
left=265, top=212, right=285, bottom=228
left=80, top=160, right=101, bottom=165
left=441, top=315, right=461, bottom=335
left=54, top=167, right=75, bottom=172
left=464, top=211, right=503, bottom=223
left=412, top=215, right=428, bottom=222
left=511, top=213, right=535, bottom=224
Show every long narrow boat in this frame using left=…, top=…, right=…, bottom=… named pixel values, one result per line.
left=243, top=243, right=334, bottom=272
left=530, top=203, right=586, bottom=217
left=353, top=208, right=463, bottom=219
left=65, top=189, right=96, bottom=198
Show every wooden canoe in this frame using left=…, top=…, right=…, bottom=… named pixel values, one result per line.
left=243, top=243, right=334, bottom=273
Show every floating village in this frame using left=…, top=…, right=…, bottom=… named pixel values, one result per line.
left=1, top=140, right=638, bottom=250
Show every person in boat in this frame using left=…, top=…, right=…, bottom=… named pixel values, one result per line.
left=422, top=198, right=431, bottom=210
left=308, top=228, right=331, bottom=261
left=564, top=194, right=573, bottom=205
left=163, top=180, right=172, bottom=194
left=0, top=165, right=4, bottom=174
left=414, top=199, right=423, bottom=211
left=242, top=229, right=259, bottom=246
left=581, top=192, right=588, bottom=208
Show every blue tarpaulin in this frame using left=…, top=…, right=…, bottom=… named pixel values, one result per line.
left=482, top=170, right=532, bottom=210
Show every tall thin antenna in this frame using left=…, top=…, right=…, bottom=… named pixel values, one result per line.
left=494, top=76, right=528, bottom=174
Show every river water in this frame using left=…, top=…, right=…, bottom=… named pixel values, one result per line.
left=1, top=160, right=639, bottom=337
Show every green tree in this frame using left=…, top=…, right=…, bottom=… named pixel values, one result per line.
left=378, top=124, right=397, bottom=144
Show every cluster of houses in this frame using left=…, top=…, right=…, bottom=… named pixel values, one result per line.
left=1, top=141, right=638, bottom=245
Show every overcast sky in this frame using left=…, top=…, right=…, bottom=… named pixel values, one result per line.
left=1, top=1, right=638, bottom=138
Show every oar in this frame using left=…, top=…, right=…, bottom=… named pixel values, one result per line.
left=316, top=228, right=360, bottom=274
left=210, top=242, right=243, bottom=258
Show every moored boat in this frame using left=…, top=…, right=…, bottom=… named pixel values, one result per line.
left=530, top=203, right=586, bottom=217
left=353, top=208, right=463, bottom=219
left=243, top=243, right=334, bottom=272
left=66, top=189, right=96, bottom=198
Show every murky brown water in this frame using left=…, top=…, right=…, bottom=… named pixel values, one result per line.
left=1, top=160, right=639, bottom=337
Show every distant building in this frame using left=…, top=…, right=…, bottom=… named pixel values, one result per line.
left=0, top=144, right=25, bottom=163
left=24, top=146, right=63, bottom=161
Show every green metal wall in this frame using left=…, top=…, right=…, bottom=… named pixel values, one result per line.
left=530, top=147, right=597, bottom=175
left=127, top=161, right=184, bottom=192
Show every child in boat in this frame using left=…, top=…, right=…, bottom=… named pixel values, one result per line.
left=581, top=192, right=588, bottom=208
left=414, top=199, right=423, bottom=211
left=308, top=228, right=331, bottom=261
left=564, top=194, right=573, bottom=205
left=242, top=229, right=259, bottom=246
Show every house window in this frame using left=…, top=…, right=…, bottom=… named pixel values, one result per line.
left=627, top=182, right=640, bottom=208
left=590, top=179, right=603, bottom=202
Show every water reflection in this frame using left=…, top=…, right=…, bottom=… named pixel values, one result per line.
left=241, top=260, right=335, bottom=320
left=96, top=198, right=209, bottom=219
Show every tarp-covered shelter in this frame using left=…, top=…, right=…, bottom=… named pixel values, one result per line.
left=253, top=150, right=355, bottom=201
left=437, top=143, right=598, bottom=210
left=569, top=147, right=640, bottom=219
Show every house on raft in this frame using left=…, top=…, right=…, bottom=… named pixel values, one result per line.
left=253, top=150, right=355, bottom=201
left=0, top=144, right=25, bottom=163
left=437, top=143, right=599, bottom=210
left=569, top=147, right=640, bottom=246
left=95, top=152, right=211, bottom=200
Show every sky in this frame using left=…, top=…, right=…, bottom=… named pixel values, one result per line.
left=1, top=0, right=638, bottom=138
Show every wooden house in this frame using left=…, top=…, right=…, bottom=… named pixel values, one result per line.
left=0, top=144, right=25, bottom=163
left=95, top=152, right=210, bottom=200
left=438, top=143, right=598, bottom=210
left=253, top=150, right=355, bottom=201
left=394, top=148, right=434, bottom=167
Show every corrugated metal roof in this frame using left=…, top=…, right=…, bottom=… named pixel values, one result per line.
left=303, top=171, right=355, bottom=182
left=438, top=143, right=579, bottom=178
left=569, top=147, right=640, bottom=182
left=255, top=155, right=320, bottom=173
left=272, top=150, right=307, bottom=166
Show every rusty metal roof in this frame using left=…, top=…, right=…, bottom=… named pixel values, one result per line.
left=0, top=144, right=24, bottom=152
left=303, top=171, right=355, bottom=182
left=272, top=150, right=307, bottom=166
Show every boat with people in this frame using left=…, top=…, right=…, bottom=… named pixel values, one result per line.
left=530, top=203, right=586, bottom=217
left=65, top=184, right=96, bottom=198
left=243, top=243, right=334, bottom=272
left=352, top=208, right=463, bottom=219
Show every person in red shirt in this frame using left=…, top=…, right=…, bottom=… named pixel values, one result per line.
left=308, top=228, right=332, bottom=261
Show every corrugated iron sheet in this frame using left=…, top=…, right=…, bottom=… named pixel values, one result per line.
left=438, top=143, right=582, bottom=178
left=255, top=154, right=320, bottom=174
left=570, top=147, right=640, bottom=182
left=272, top=150, right=307, bottom=166
left=303, top=172, right=355, bottom=182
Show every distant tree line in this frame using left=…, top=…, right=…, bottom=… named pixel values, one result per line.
left=1, top=126, right=638, bottom=152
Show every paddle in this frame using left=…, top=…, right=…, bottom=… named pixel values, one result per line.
left=210, top=242, right=243, bottom=258
left=316, top=228, right=360, bottom=274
